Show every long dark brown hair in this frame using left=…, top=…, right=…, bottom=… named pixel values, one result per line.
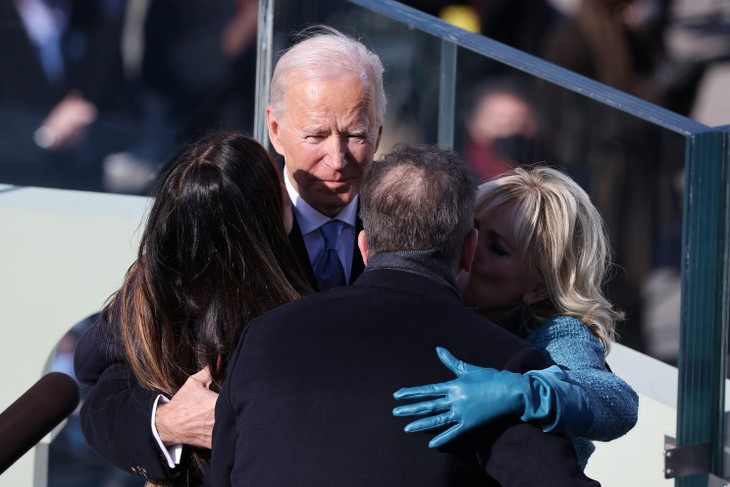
left=105, top=131, right=309, bottom=483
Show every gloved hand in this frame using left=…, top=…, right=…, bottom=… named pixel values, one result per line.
left=392, top=347, right=591, bottom=448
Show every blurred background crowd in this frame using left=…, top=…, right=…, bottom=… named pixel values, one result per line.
left=2, top=0, right=729, bottom=484
left=5, top=0, right=728, bottom=194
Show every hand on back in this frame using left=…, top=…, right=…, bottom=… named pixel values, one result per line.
left=156, top=367, right=218, bottom=449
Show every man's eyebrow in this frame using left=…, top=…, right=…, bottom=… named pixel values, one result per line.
left=301, top=126, right=325, bottom=134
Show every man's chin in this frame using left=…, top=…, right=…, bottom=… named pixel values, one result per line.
left=320, top=179, right=355, bottom=192
left=308, top=191, right=355, bottom=216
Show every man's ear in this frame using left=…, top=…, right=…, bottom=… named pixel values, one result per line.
left=453, top=228, right=478, bottom=292
left=374, top=125, right=383, bottom=153
left=460, top=228, right=479, bottom=272
left=358, top=231, right=369, bottom=266
left=267, top=106, right=285, bottom=156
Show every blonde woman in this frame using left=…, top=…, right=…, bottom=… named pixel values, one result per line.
left=393, top=166, right=638, bottom=468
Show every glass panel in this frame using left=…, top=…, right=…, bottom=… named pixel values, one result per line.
left=452, top=45, right=688, bottom=362
left=271, top=1, right=728, bottom=481
left=270, top=0, right=693, bottom=362
left=267, top=1, right=721, bottom=389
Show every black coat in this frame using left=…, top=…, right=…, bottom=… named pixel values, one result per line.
left=211, top=266, right=600, bottom=486
left=74, top=312, right=188, bottom=483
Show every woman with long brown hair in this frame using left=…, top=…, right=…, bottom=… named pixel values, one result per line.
left=75, top=130, right=310, bottom=486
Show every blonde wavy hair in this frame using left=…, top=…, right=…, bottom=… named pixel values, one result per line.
left=476, top=166, right=623, bottom=352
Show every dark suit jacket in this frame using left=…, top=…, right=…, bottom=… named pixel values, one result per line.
left=211, top=266, right=600, bottom=486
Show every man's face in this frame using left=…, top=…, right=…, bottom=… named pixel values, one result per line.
left=268, top=75, right=383, bottom=217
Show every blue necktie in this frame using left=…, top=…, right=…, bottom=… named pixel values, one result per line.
left=313, top=220, right=347, bottom=290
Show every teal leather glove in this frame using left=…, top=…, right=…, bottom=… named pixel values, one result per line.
left=393, top=347, right=593, bottom=448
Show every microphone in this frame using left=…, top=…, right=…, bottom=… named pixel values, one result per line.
left=0, top=372, right=80, bottom=474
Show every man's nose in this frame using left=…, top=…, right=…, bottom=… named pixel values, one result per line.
left=323, top=136, right=347, bottom=170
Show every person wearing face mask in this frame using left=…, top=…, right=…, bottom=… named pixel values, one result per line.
left=393, top=166, right=638, bottom=469
left=463, top=80, right=546, bottom=181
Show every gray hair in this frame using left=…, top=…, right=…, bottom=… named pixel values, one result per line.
left=269, top=25, right=386, bottom=125
left=361, top=144, right=476, bottom=260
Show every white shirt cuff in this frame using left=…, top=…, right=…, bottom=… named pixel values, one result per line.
left=151, top=394, right=183, bottom=468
